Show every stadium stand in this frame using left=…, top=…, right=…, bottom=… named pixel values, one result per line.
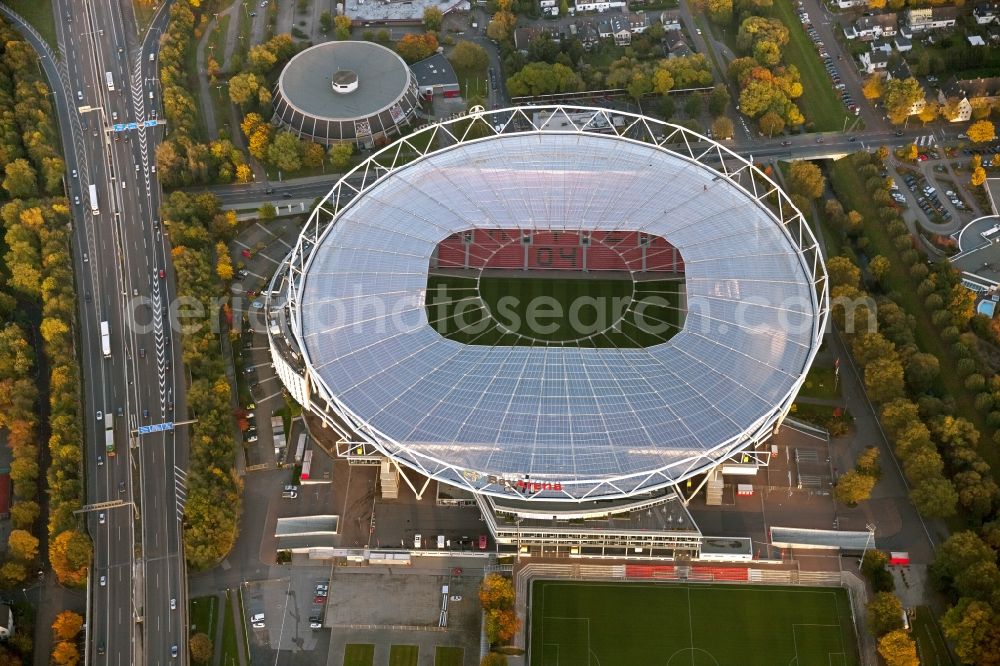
left=691, top=566, right=750, bottom=581
left=625, top=564, right=677, bottom=579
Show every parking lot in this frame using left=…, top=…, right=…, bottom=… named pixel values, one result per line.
left=244, top=566, right=333, bottom=663
left=801, top=7, right=859, bottom=118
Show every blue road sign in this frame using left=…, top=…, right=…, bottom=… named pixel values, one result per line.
left=113, top=123, right=126, bottom=132
left=138, top=422, right=174, bottom=435
left=126, top=122, right=138, bottom=130
left=144, top=120, right=158, bottom=127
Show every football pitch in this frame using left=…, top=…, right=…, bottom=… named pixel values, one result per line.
left=530, top=581, right=859, bottom=666
left=425, top=273, right=685, bottom=347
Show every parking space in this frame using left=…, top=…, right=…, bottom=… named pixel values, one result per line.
left=244, top=567, right=332, bottom=662
left=371, top=479, right=489, bottom=554
left=801, top=7, right=859, bottom=118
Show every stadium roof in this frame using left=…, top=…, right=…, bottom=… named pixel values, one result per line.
left=277, top=41, right=411, bottom=121
left=283, top=107, right=827, bottom=500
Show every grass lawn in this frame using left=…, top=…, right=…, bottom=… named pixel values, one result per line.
left=427, top=272, right=684, bottom=347
left=344, top=643, right=376, bottom=666
left=912, top=606, right=956, bottom=666
left=434, top=646, right=465, bottom=666
left=209, top=14, right=231, bottom=71
left=389, top=645, right=419, bottom=666
left=220, top=590, right=240, bottom=666
left=799, top=364, right=841, bottom=400
left=453, top=58, right=488, bottom=101
left=766, top=0, right=851, bottom=132
left=133, top=1, right=158, bottom=36
left=827, top=156, right=992, bottom=464
left=8, top=0, right=57, bottom=48
left=188, top=595, right=219, bottom=639
left=530, top=581, right=859, bottom=666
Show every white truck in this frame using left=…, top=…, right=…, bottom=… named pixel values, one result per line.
left=100, top=321, right=111, bottom=358
left=89, top=183, right=99, bottom=215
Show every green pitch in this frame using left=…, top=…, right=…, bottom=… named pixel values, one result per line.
left=425, top=273, right=685, bottom=348
left=530, top=581, right=859, bottom=666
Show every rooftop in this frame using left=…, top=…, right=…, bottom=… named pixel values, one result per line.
left=277, top=41, right=411, bottom=121
left=411, top=53, right=459, bottom=88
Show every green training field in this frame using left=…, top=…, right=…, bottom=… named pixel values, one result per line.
left=530, top=581, right=859, bottom=666
left=426, top=273, right=685, bottom=348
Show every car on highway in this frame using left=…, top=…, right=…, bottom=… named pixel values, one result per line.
left=895, top=130, right=904, bottom=136
left=73, top=194, right=80, bottom=206
left=83, top=253, right=89, bottom=263
left=414, top=534, right=422, bottom=548
left=143, top=409, right=149, bottom=419
left=71, top=169, right=78, bottom=178
left=100, top=575, right=106, bottom=586
left=99, top=512, right=105, bottom=524
left=252, top=622, right=265, bottom=629
left=97, top=410, right=103, bottom=421
left=116, top=406, right=123, bottom=417
left=314, top=595, right=325, bottom=604
left=310, top=622, right=322, bottom=629
left=247, top=434, right=259, bottom=443
left=171, top=598, right=176, bottom=610
left=119, top=481, right=125, bottom=494
left=158, top=269, right=166, bottom=279
left=76, top=90, right=83, bottom=100
left=139, top=348, right=145, bottom=358
left=450, top=595, right=462, bottom=601
left=97, top=454, right=103, bottom=466
left=280, top=489, right=296, bottom=498
left=171, top=645, right=178, bottom=658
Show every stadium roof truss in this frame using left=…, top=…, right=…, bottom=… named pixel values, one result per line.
left=272, top=105, right=830, bottom=502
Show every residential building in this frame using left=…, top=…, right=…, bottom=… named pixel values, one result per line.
left=859, top=44, right=890, bottom=74
left=969, top=34, right=987, bottom=46
left=574, top=0, right=626, bottom=12
left=513, top=26, right=543, bottom=51
left=973, top=2, right=999, bottom=25
left=844, top=13, right=898, bottom=40
left=665, top=31, right=692, bottom=58
left=598, top=14, right=632, bottom=45
left=894, top=35, right=912, bottom=51
left=540, top=0, right=557, bottom=7
left=627, top=11, right=651, bottom=33
left=411, top=53, right=461, bottom=99
left=906, top=7, right=959, bottom=32
left=661, top=11, right=682, bottom=30
left=575, top=20, right=601, bottom=49
left=938, top=77, right=1000, bottom=122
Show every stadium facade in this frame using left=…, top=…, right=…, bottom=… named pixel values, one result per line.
left=266, top=106, right=829, bottom=555
left=271, top=41, right=420, bottom=148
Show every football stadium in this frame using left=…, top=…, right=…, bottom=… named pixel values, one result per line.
left=266, top=106, right=829, bottom=553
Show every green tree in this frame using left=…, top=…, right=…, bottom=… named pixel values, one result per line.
left=707, top=0, right=732, bottom=22
left=787, top=161, right=824, bottom=199
left=7, top=529, right=39, bottom=561
left=865, top=358, right=905, bottom=403
left=450, top=41, right=488, bottom=73
left=834, top=470, right=876, bottom=506
left=941, top=599, right=1000, bottom=666
left=329, top=143, right=353, bottom=170
left=866, top=592, right=904, bottom=637
left=869, top=255, right=890, bottom=284
left=708, top=84, right=730, bottom=116
left=684, top=94, right=702, bottom=118
left=904, top=353, right=939, bottom=393
left=258, top=203, right=276, bottom=220
left=49, top=529, right=92, bottom=585
left=334, top=14, right=352, bottom=40
left=759, top=111, right=785, bottom=137
left=883, top=78, right=924, bottom=125
left=423, top=6, right=443, bottom=30
left=909, top=476, right=958, bottom=518
left=487, top=10, right=517, bottom=42
left=302, top=142, right=325, bottom=169
left=877, top=629, right=918, bottom=666
left=267, top=132, right=303, bottom=173
left=3, top=158, right=37, bottom=198
left=319, top=11, right=333, bottom=32
left=826, top=256, right=861, bottom=289
left=711, top=116, right=733, bottom=140
left=10, top=500, right=40, bottom=529
left=506, top=62, right=584, bottom=97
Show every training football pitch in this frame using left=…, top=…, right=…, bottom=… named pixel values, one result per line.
left=425, top=273, right=685, bottom=348
left=530, top=581, right=859, bottom=666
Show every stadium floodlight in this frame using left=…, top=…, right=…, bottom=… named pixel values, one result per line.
left=268, top=105, right=829, bottom=503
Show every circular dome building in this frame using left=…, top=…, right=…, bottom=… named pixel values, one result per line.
left=272, top=41, right=420, bottom=148
left=267, top=106, right=829, bottom=502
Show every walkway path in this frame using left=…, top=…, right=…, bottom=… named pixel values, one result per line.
left=195, top=15, right=220, bottom=140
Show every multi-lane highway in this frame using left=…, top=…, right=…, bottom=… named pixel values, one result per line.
left=44, top=0, right=189, bottom=662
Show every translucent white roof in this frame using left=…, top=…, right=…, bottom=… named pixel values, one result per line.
left=296, top=131, right=822, bottom=495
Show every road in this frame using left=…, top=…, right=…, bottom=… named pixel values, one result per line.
left=198, top=122, right=965, bottom=210
left=43, top=0, right=190, bottom=663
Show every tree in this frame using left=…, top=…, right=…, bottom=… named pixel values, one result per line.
left=235, top=164, right=253, bottom=183
left=685, top=94, right=702, bottom=118
left=559, top=0, right=569, bottom=14
left=49, top=529, right=92, bottom=585
left=787, top=161, right=825, bottom=200
left=334, top=14, right=352, bottom=40
left=0, top=561, right=28, bottom=587
left=52, top=641, right=80, bottom=666
left=968, top=120, right=996, bottom=144
left=942, top=599, right=1000, bottom=666
left=329, top=143, right=353, bottom=170
left=302, top=142, right=325, bottom=169
left=3, top=158, right=37, bottom=198
left=883, top=78, right=924, bottom=125
left=918, top=100, right=939, bottom=124
left=862, top=74, right=885, bottom=100
left=10, top=500, right=40, bottom=529
left=267, top=132, right=302, bottom=173
left=479, top=573, right=515, bottom=609
left=855, top=447, right=880, bottom=477
left=826, top=256, right=861, bottom=288
left=877, top=630, right=918, bottom=666
left=395, top=32, right=438, bottom=62
left=228, top=72, right=263, bottom=107
left=866, top=592, right=904, bottom=636
left=707, top=0, right=732, bottom=23
left=52, top=611, right=84, bottom=641
left=450, top=41, right=488, bottom=73
left=247, top=45, right=277, bottom=73
left=485, top=608, right=521, bottom=644
left=319, top=10, right=333, bottom=32
left=506, top=62, right=584, bottom=97
left=904, top=352, right=939, bottom=393
left=481, top=654, right=508, bottom=666
left=869, top=255, right=890, bottom=284
left=909, top=476, right=958, bottom=518
left=903, top=143, right=918, bottom=161
left=487, top=10, right=517, bottom=41
left=933, top=531, right=994, bottom=584
left=834, top=470, right=876, bottom=506
left=971, top=165, right=987, bottom=187
left=423, top=6, right=443, bottom=30
left=258, top=203, right=276, bottom=220
left=711, top=116, right=733, bottom=140
left=190, top=632, right=213, bottom=664
left=865, top=358, right=905, bottom=403
left=708, top=84, right=730, bottom=116
left=759, top=111, right=784, bottom=137
left=8, top=529, right=39, bottom=561
left=941, top=96, right=964, bottom=121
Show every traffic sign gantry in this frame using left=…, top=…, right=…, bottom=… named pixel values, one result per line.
left=138, top=422, right=174, bottom=435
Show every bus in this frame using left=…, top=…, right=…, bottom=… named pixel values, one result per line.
left=100, top=321, right=111, bottom=358
left=300, top=449, right=313, bottom=481
left=88, top=183, right=99, bottom=215
left=105, top=413, right=115, bottom=457
left=105, top=71, right=114, bottom=92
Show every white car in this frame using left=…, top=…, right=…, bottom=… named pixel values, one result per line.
left=170, top=598, right=176, bottom=610
left=310, top=622, right=322, bottom=629
left=100, top=575, right=106, bottom=586
left=251, top=613, right=264, bottom=622
left=449, top=595, right=462, bottom=601
left=97, top=410, right=103, bottom=421
left=414, top=534, right=422, bottom=548
left=252, top=622, right=265, bottom=629
left=99, top=512, right=105, bottom=524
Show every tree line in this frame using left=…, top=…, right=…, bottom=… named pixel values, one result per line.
left=0, top=16, right=90, bottom=664
left=158, top=191, right=242, bottom=568
left=824, top=149, right=1000, bottom=663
